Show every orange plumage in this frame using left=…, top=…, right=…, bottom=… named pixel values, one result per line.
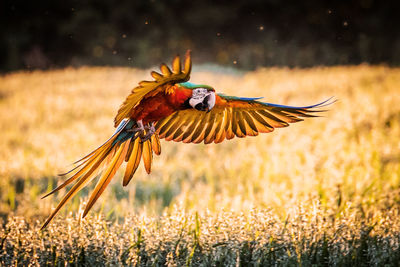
left=131, top=84, right=193, bottom=124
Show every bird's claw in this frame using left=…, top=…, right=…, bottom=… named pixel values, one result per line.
left=140, top=123, right=155, bottom=143
left=140, top=134, right=152, bottom=143
left=126, top=120, right=146, bottom=135
left=126, top=121, right=155, bottom=143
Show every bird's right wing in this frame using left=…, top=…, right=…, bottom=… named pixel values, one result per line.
left=156, top=94, right=335, bottom=144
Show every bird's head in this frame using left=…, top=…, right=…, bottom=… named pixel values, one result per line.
left=189, top=87, right=216, bottom=112
left=179, top=82, right=216, bottom=112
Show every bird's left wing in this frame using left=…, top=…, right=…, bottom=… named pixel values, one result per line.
left=114, top=50, right=192, bottom=127
left=156, top=94, right=334, bottom=144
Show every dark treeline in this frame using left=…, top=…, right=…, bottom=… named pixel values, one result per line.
left=1, top=0, right=399, bottom=71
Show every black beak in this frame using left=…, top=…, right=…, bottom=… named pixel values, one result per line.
left=203, top=95, right=210, bottom=112
left=194, top=103, right=207, bottom=111
left=194, top=95, right=211, bottom=111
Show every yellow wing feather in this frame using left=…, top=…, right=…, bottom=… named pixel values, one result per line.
left=151, top=134, right=161, bottom=155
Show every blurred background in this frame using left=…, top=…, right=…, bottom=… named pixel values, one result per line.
left=1, top=0, right=399, bottom=72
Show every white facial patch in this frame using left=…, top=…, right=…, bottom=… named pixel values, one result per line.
left=191, top=88, right=209, bottom=100
left=189, top=88, right=215, bottom=111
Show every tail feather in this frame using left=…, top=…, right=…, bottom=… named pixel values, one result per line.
left=142, top=140, right=153, bottom=174
left=57, top=121, right=130, bottom=177
left=82, top=140, right=130, bottom=218
left=40, top=145, right=113, bottom=230
left=123, top=138, right=142, bottom=186
left=42, top=141, right=111, bottom=199
left=72, top=119, right=130, bottom=165
left=41, top=119, right=162, bottom=229
left=125, top=137, right=136, bottom=162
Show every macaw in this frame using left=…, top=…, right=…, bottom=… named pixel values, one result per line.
left=41, top=51, right=333, bottom=229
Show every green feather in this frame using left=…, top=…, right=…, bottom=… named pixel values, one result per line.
left=178, top=82, right=214, bottom=90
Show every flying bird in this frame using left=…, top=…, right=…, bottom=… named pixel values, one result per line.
left=41, top=51, right=333, bottom=229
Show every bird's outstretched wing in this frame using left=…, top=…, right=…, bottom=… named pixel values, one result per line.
left=156, top=95, right=335, bottom=144
left=114, top=50, right=192, bottom=127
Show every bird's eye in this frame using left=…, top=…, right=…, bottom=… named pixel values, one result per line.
left=192, top=88, right=209, bottom=99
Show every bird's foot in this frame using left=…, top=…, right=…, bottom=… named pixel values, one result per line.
left=140, top=122, right=155, bottom=142
left=127, top=120, right=145, bottom=133
left=126, top=120, right=155, bottom=142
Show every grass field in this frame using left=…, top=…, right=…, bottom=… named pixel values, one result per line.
left=0, top=65, right=400, bottom=266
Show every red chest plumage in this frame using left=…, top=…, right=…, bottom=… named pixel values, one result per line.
left=131, top=85, right=193, bottom=124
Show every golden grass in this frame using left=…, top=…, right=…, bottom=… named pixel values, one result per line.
left=0, top=65, right=399, bottom=265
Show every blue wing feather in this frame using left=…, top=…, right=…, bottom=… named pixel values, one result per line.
left=259, top=97, right=336, bottom=109
left=217, top=93, right=264, bottom=102
left=218, top=93, right=335, bottom=109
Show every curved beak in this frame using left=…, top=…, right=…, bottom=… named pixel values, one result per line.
left=206, top=91, right=216, bottom=111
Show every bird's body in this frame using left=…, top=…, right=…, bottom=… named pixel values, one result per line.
left=131, top=85, right=192, bottom=124
left=41, top=51, right=334, bottom=229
